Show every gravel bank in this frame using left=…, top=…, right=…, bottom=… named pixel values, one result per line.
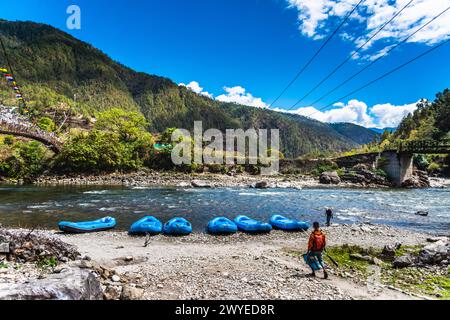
left=6, top=223, right=427, bottom=300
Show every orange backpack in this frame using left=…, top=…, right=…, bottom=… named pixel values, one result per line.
left=312, top=231, right=326, bottom=251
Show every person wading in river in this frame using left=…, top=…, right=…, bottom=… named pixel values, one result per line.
left=307, top=222, right=328, bottom=279
left=325, top=207, right=333, bottom=227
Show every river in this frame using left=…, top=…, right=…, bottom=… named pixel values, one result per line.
left=0, top=185, right=449, bottom=234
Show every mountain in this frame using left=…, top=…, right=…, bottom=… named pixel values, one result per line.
left=330, top=123, right=380, bottom=145
left=0, top=20, right=365, bottom=158
left=369, top=127, right=396, bottom=134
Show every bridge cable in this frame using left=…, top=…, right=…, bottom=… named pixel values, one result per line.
left=288, top=0, right=415, bottom=110
left=306, top=37, right=450, bottom=119
left=268, top=0, right=365, bottom=109
left=304, top=5, right=450, bottom=115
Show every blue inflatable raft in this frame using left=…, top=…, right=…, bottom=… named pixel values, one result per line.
left=129, top=216, right=163, bottom=235
left=234, top=215, right=272, bottom=233
left=269, top=215, right=310, bottom=231
left=303, top=253, right=323, bottom=271
left=207, top=217, right=238, bottom=235
left=163, top=217, right=192, bottom=236
left=58, top=216, right=116, bottom=234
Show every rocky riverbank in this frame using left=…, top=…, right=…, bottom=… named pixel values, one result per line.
left=19, top=170, right=438, bottom=190
left=2, top=223, right=447, bottom=300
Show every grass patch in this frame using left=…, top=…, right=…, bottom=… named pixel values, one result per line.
left=286, top=244, right=450, bottom=299
left=36, top=256, right=58, bottom=271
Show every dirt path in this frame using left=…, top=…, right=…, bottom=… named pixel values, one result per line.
left=49, top=224, right=428, bottom=300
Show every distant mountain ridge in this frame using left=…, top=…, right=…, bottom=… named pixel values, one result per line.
left=369, top=127, right=397, bottom=134
left=0, top=19, right=378, bottom=157
left=331, top=123, right=381, bottom=145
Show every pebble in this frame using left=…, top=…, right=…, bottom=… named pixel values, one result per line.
left=111, top=275, right=121, bottom=282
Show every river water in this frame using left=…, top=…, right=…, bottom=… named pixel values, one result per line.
left=0, top=185, right=449, bottom=234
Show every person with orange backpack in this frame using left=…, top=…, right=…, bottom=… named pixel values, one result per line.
left=306, top=222, right=328, bottom=279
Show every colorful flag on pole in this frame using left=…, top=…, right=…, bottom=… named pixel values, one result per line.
left=0, top=68, right=8, bottom=73
left=16, top=94, right=22, bottom=98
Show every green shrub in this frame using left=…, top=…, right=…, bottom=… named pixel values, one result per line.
left=311, top=163, right=338, bottom=176
left=37, top=117, right=56, bottom=132
left=0, top=141, right=48, bottom=179
left=3, top=135, right=15, bottom=145
left=427, top=162, right=441, bottom=173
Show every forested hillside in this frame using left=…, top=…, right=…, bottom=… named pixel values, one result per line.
left=330, top=123, right=380, bottom=145
left=0, top=19, right=379, bottom=158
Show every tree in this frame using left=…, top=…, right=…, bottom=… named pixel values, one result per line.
left=94, top=108, right=149, bottom=142
left=434, top=89, right=450, bottom=137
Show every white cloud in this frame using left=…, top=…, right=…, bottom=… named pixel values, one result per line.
left=370, top=101, right=418, bottom=128
left=179, top=81, right=213, bottom=98
left=216, top=86, right=269, bottom=108
left=287, top=0, right=450, bottom=59
left=179, top=80, right=417, bottom=128
left=274, top=99, right=418, bottom=128
left=179, top=82, right=269, bottom=108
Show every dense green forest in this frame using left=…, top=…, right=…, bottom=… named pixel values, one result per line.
left=394, top=90, right=450, bottom=141
left=0, top=19, right=383, bottom=178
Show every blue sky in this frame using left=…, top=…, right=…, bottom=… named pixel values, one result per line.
left=1, top=0, right=449, bottom=128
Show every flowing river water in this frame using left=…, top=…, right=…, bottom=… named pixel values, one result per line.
left=0, top=185, right=449, bottom=234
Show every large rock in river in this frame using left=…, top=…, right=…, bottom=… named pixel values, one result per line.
left=0, top=268, right=102, bottom=300
left=191, top=180, right=213, bottom=188
left=319, top=171, right=341, bottom=185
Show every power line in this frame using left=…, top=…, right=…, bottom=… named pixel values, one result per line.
left=288, top=0, right=415, bottom=110
left=268, top=0, right=365, bottom=108
left=306, top=6, right=450, bottom=110
left=307, top=38, right=450, bottom=119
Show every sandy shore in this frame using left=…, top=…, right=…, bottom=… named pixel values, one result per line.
left=29, top=223, right=430, bottom=300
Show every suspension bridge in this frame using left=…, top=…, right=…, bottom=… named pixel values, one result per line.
left=0, top=106, right=63, bottom=153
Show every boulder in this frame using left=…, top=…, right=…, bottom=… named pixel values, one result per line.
left=381, top=243, right=401, bottom=259
left=104, top=285, right=122, bottom=300
left=319, top=171, right=341, bottom=185
left=393, top=255, right=414, bottom=269
left=419, top=240, right=449, bottom=265
left=350, top=253, right=374, bottom=263
left=191, top=180, right=212, bottom=188
left=0, top=243, right=9, bottom=254
left=121, top=285, right=144, bottom=300
left=253, top=181, right=268, bottom=189
left=402, top=172, right=430, bottom=188
left=0, top=268, right=102, bottom=300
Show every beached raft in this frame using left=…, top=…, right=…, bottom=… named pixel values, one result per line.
left=207, top=217, right=238, bottom=235
left=234, top=215, right=272, bottom=233
left=269, top=215, right=310, bottom=231
left=163, top=217, right=192, bottom=236
left=58, top=216, right=116, bottom=234
left=129, top=216, right=163, bottom=235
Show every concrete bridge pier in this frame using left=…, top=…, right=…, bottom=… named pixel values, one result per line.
left=379, top=151, right=414, bottom=186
